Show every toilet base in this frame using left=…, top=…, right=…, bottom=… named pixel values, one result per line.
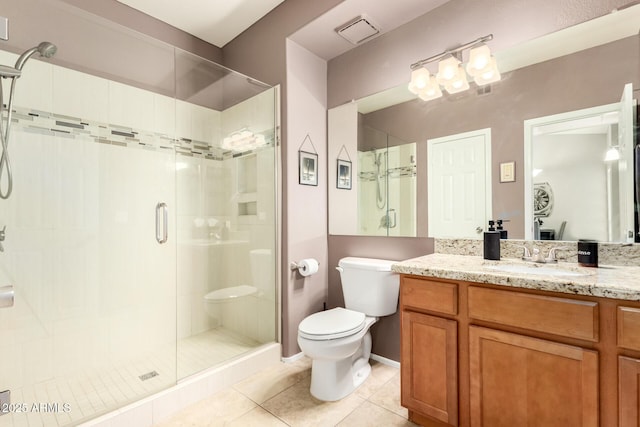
left=308, top=331, right=374, bottom=401
left=309, top=357, right=372, bottom=401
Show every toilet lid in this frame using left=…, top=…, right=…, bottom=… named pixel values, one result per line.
left=298, top=307, right=366, bottom=340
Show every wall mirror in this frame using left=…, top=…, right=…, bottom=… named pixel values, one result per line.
left=524, top=83, right=636, bottom=243
left=328, top=4, right=640, bottom=242
left=328, top=101, right=418, bottom=237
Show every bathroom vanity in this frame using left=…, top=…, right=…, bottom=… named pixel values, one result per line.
left=393, top=253, right=640, bottom=427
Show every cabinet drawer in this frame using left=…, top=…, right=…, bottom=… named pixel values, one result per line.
left=468, top=286, right=598, bottom=342
left=401, top=277, right=457, bottom=315
left=617, top=306, right=640, bottom=351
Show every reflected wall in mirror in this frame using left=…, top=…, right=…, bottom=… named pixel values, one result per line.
left=524, top=84, right=636, bottom=243
left=328, top=4, right=640, bottom=241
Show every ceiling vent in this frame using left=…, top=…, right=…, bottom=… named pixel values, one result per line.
left=335, top=14, right=380, bottom=45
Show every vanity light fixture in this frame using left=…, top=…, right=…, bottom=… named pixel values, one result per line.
left=408, top=34, right=500, bottom=101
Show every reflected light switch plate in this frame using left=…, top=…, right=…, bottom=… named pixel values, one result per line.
left=500, top=161, right=515, bottom=182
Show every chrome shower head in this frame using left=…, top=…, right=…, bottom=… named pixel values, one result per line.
left=37, top=42, right=57, bottom=58
left=14, top=41, right=57, bottom=71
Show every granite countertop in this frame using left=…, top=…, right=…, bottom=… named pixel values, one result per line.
left=392, top=253, right=640, bottom=301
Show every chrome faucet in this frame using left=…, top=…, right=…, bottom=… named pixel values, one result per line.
left=545, top=246, right=569, bottom=263
left=521, top=244, right=568, bottom=263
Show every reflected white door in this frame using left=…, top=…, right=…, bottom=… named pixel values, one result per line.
left=428, top=129, right=492, bottom=238
left=618, top=83, right=636, bottom=242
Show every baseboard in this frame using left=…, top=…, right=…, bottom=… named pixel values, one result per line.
left=284, top=351, right=399, bottom=368
left=281, top=351, right=305, bottom=363
left=371, top=353, right=400, bottom=369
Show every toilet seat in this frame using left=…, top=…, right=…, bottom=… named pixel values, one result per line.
left=298, top=307, right=366, bottom=340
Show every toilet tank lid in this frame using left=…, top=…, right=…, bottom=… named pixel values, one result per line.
left=338, top=257, right=396, bottom=271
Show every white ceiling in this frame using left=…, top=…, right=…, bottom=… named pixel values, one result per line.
left=289, top=0, right=450, bottom=60
left=116, top=0, right=286, bottom=47
left=117, top=0, right=450, bottom=58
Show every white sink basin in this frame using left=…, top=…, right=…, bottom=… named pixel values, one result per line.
left=484, top=263, right=593, bottom=277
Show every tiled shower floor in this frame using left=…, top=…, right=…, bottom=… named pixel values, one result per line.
left=0, top=328, right=260, bottom=427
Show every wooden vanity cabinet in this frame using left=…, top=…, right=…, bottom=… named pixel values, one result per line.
left=399, top=274, right=626, bottom=427
left=400, top=277, right=459, bottom=426
left=619, top=356, right=640, bottom=426
left=469, top=326, right=598, bottom=427
left=617, top=307, right=640, bottom=426
left=402, top=310, right=458, bottom=426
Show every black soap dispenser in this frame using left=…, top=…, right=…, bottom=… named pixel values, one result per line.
left=484, top=220, right=501, bottom=260
left=496, top=219, right=508, bottom=239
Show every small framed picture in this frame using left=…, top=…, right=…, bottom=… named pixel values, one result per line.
left=337, top=159, right=352, bottom=190
left=299, top=151, right=318, bottom=186
left=500, top=161, right=516, bottom=183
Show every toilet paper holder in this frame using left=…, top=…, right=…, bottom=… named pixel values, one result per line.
left=289, top=260, right=321, bottom=270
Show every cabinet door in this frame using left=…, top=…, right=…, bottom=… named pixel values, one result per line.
left=619, top=356, right=640, bottom=427
left=469, top=326, right=598, bottom=427
left=401, top=311, right=458, bottom=426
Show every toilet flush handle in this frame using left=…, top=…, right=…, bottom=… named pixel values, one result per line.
left=336, top=266, right=343, bottom=273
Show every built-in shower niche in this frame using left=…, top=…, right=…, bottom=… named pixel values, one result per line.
left=238, top=201, right=258, bottom=216
left=236, top=153, right=259, bottom=219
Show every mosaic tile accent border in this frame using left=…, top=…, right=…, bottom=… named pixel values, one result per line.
left=8, top=106, right=274, bottom=160
left=359, top=164, right=417, bottom=181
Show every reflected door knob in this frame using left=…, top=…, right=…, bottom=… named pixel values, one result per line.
left=476, top=226, right=483, bottom=234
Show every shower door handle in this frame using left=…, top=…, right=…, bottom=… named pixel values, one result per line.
left=155, top=202, right=168, bottom=244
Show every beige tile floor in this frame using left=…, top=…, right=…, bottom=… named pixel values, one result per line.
left=154, top=358, right=417, bottom=427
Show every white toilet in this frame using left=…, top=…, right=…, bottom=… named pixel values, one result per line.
left=204, top=249, right=272, bottom=326
left=297, top=257, right=400, bottom=401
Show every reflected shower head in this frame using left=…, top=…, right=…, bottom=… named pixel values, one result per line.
left=14, top=41, right=57, bottom=71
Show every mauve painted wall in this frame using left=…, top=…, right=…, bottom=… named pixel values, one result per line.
left=323, top=0, right=632, bottom=362
left=5, top=0, right=632, bottom=362
left=0, top=0, right=222, bottom=98
left=327, top=0, right=630, bottom=107
left=284, top=39, right=329, bottom=358
left=344, top=31, right=638, bottom=365
left=223, top=0, right=633, bottom=360
left=359, top=36, right=639, bottom=243
left=327, top=236, right=435, bottom=360
left=61, top=0, right=222, bottom=63
left=222, top=0, right=344, bottom=357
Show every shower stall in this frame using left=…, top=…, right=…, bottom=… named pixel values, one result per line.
left=358, top=126, right=416, bottom=236
left=0, top=3, right=279, bottom=426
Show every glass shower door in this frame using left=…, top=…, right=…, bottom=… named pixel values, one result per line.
left=174, top=49, right=278, bottom=380
left=0, top=49, right=177, bottom=426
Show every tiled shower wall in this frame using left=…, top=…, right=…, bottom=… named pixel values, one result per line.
left=0, top=45, right=276, bottom=401
left=358, top=143, right=416, bottom=237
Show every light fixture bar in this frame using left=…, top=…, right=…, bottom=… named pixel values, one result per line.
left=410, top=34, right=493, bottom=70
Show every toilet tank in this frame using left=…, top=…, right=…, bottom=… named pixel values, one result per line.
left=337, top=257, right=400, bottom=317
